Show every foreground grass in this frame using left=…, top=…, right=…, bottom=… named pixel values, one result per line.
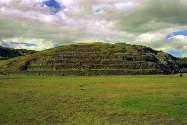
left=0, top=74, right=187, bottom=125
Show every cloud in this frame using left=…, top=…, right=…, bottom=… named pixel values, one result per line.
left=116, top=0, right=187, bottom=33
left=170, top=35, right=186, bottom=40
left=0, top=37, right=53, bottom=50
left=0, top=0, right=187, bottom=57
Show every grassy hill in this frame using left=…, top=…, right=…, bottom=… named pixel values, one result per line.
left=0, top=46, right=35, bottom=60
left=0, top=42, right=185, bottom=75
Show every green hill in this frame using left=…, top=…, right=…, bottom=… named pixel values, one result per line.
left=0, top=42, right=185, bottom=75
left=0, top=46, right=35, bottom=60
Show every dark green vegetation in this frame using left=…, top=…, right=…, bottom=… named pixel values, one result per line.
left=0, top=75, right=186, bottom=125
left=178, top=57, right=187, bottom=72
left=0, top=42, right=187, bottom=75
left=0, top=46, right=35, bottom=60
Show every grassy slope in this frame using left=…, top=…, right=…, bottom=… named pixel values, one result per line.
left=0, top=75, right=186, bottom=125
left=0, top=47, right=56, bottom=72
left=0, top=43, right=181, bottom=74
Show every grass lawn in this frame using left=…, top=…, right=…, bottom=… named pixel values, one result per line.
left=0, top=74, right=187, bottom=125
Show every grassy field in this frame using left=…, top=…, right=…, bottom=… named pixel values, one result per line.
left=0, top=74, right=187, bottom=125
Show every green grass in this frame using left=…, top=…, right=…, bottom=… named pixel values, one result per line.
left=0, top=74, right=187, bottom=125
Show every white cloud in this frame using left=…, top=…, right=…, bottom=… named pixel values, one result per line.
left=135, top=33, right=160, bottom=43
left=0, top=0, right=187, bottom=57
left=0, top=37, right=53, bottom=50
left=0, top=0, right=14, bottom=5
left=114, top=1, right=140, bottom=10
left=170, top=35, right=186, bottom=40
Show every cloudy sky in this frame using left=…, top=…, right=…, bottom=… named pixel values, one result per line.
left=0, top=0, right=187, bottom=57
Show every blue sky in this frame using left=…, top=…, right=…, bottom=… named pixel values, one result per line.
left=0, top=0, right=187, bottom=57
left=169, top=49, right=184, bottom=57
left=166, top=30, right=187, bottom=40
left=41, top=0, right=65, bottom=13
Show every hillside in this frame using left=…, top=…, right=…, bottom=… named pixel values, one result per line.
left=177, top=57, right=187, bottom=72
left=0, top=42, right=184, bottom=75
left=0, top=46, right=36, bottom=60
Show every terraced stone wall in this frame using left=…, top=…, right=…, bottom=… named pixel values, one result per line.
left=23, top=44, right=173, bottom=75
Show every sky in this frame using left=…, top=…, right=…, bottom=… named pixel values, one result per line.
left=0, top=0, right=187, bottom=57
